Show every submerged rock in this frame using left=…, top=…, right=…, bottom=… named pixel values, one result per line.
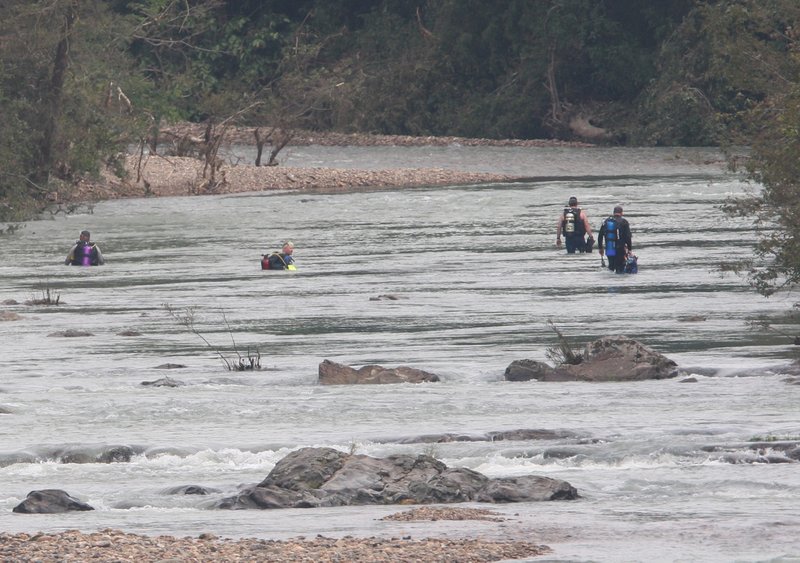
left=162, top=485, right=220, bottom=495
left=141, top=376, right=186, bottom=387
left=13, top=489, right=94, bottom=514
left=47, top=329, right=93, bottom=338
left=117, top=330, right=142, bottom=336
left=318, top=360, right=440, bottom=385
left=386, top=428, right=578, bottom=444
left=216, top=446, right=577, bottom=509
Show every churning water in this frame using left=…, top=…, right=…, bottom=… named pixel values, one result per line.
left=1, top=145, right=799, bottom=562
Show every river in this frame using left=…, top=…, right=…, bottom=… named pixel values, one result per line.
left=1, top=145, right=798, bottom=562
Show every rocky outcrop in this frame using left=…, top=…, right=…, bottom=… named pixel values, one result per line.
left=505, top=336, right=681, bottom=382
left=217, top=447, right=577, bottom=510
left=318, top=360, right=440, bottom=385
left=504, top=359, right=568, bottom=382
left=13, top=489, right=94, bottom=513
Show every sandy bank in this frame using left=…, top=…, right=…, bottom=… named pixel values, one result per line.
left=64, top=127, right=591, bottom=204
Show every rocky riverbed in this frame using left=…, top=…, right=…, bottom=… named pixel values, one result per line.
left=1, top=507, right=550, bottom=562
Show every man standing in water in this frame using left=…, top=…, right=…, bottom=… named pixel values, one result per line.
left=556, top=196, right=594, bottom=253
left=65, top=230, right=105, bottom=266
left=598, top=205, right=632, bottom=273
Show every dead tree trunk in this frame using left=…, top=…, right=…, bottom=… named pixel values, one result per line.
left=254, top=127, right=276, bottom=167
left=267, top=129, right=294, bottom=166
left=32, top=0, right=78, bottom=187
left=545, top=43, right=562, bottom=123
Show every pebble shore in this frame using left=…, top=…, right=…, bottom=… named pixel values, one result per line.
left=2, top=508, right=550, bottom=561
left=67, top=154, right=516, bottom=203
left=64, top=127, right=591, bottom=203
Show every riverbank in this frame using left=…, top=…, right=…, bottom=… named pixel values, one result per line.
left=65, top=127, right=592, bottom=203
left=0, top=530, right=548, bottom=562
left=1, top=507, right=550, bottom=561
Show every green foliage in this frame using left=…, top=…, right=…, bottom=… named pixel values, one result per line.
left=0, top=0, right=147, bottom=221
left=632, top=0, right=800, bottom=145
left=725, top=85, right=800, bottom=295
left=6, top=0, right=800, bottom=228
left=717, top=2, right=800, bottom=297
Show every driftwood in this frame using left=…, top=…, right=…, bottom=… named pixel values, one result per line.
left=568, top=115, right=610, bottom=141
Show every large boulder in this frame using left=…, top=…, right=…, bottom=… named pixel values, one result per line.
left=504, top=336, right=680, bottom=382
left=564, top=336, right=680, bottom=381
left=504, top=359, right=574, bottom=382
left=475, top=475, right=579, bottom=502
left=318, top=360, right=440, bottom=385
left=216, top=446, right=577, bottom=509
left=13, top=489, right=94, bottom=514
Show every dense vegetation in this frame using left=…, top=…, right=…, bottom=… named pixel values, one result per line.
left=1, top=0, right=800, bottom=295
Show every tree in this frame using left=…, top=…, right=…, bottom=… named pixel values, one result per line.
left=720, top=2, right=800, bottom=296
left=0, top=0, right=146, bottom=220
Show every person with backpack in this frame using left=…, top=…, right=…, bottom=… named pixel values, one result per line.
left=261, top=241, right=297, bottom=270
left=598, top=205, right=632, bottom=273
left=556, top=196, right=594, bottom=254
left=64, top=230, right=105, bottom=266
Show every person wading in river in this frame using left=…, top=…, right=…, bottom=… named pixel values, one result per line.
left=261, top=241, right=296, bottom=270
left=65, top=230, right=105, bottom=266
left=556, top=196, right=594, bottom=253
left=597, top=205, right=632, bottom=274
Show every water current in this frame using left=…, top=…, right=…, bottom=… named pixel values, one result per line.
left=1, top=145, right=799, bottom=562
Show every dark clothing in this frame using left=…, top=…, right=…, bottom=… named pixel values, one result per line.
left=565, top=233, right=586, bottom=254
left=562, top=207, right=587, bottom=254
left=598, top=216, right=632, bottom=274
left=65, top=241, right=104, bottom=266
left=262, top=252, right=295, bottom=270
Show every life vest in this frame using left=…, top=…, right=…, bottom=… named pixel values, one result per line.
left=71, top=241, right=97, bottom=266
left=562, top=207, right=584, bottom=236
left=603, top=217, right=618, bottom=257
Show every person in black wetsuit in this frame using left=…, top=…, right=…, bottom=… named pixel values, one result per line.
left=597, top=206, right=632, bottom=274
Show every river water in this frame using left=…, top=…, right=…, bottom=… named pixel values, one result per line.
left=1, top=145, right=799, bottom=562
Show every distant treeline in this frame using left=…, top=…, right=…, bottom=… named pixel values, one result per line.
left=2, top=1, right=800, bottom=223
